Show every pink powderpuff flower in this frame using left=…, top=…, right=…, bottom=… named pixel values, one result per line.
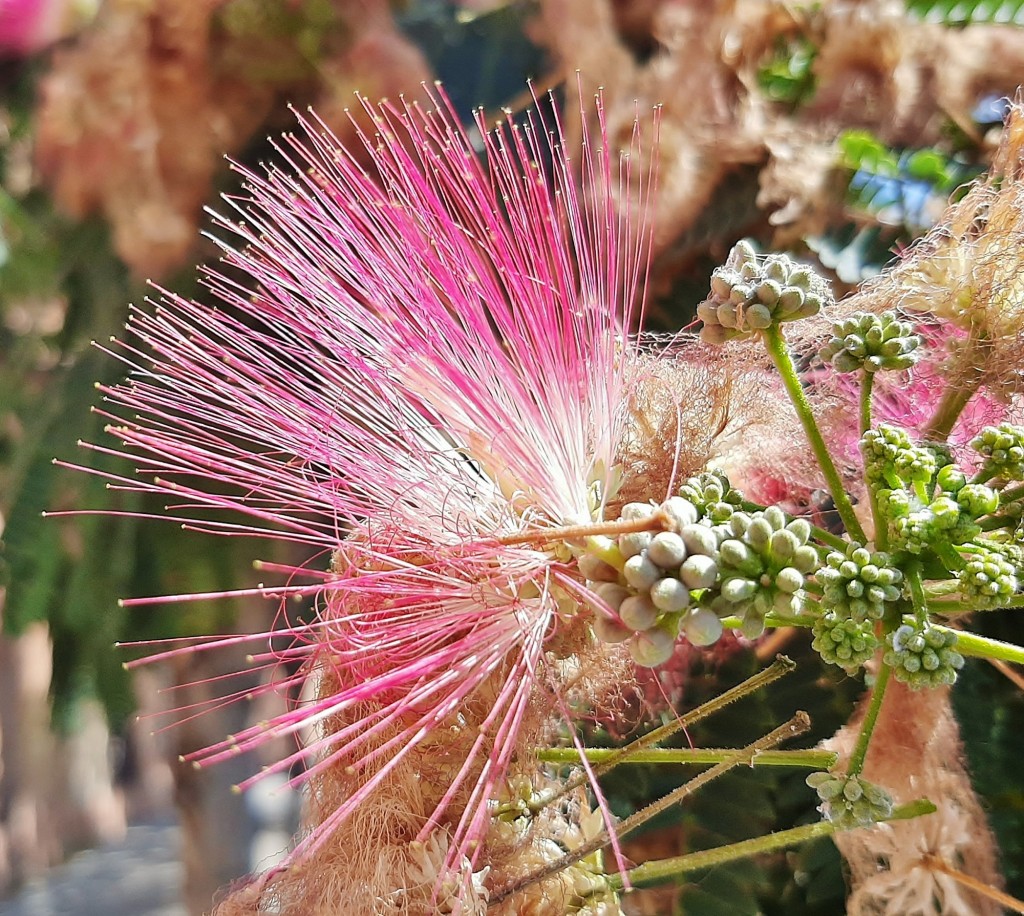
left=66, top=88, right=658, bottom=889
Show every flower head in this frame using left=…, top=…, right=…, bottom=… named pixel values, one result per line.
left=74, top=87, right=657, bottom=897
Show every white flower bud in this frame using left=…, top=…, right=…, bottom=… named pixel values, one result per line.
left=647, top=532, right=687, bottom=569
left=681, top=524, right=718, bottom=557
left=680, top=554, right=718, bottom=590
left=629, top=627, right=676, bottom=667
left=650, top=577, right=691, bottom=612
left=619, top=595, right=659, bottom=631
left=623, top=555, right=661, bottom=591
left=682, top=607, right=723, bottom=646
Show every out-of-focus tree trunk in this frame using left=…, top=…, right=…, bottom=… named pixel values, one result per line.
left=0, top=621, right=60, bottom=893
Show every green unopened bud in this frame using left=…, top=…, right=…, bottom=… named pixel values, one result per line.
left=884, top=618, right=964, bottom=688
left=819, top=311, right=922, bottom=374
left=698, top=242, right=833, bottom=344
left=812, top=612, right=879, bottom=671
left=957, top=543, right=1018, bottom=609
left=807, top=772, right=893, bottom=829
left=971, top=423, right=1024, bottom=480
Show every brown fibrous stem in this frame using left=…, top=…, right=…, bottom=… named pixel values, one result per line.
left=921, top=854, right=1024, bottom=914
left=496, top=511, right=670, bottom=547
left=922, top=333, right=987, bottom=441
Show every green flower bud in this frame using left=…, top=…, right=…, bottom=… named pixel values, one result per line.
left=970, top=423, right=1024, bottom=480
left=884, top=618, right=964, bottom=688
left=957, top=543, right=1018, bottom=609
left=957, top=484, right=999, bottom=518
left=698, top=241, right=833, bottom=343
left=819, top=311, right=922, bottom=374
left=817, top=543, right=903, bottom=621
left=812, top=612, right=879, bottom=671
left=807, top=773, right=893, bottom=829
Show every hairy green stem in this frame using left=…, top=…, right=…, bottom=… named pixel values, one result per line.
left=602, top=799, right=937, bottom=892
left=537, top=656, right=796, bottom=809
left=722, top=613, right=812, bottom=631
left=861, top=370, right=889, bottom=550
left=929, top=595, right=1024, bottom=614
left=763, top=325, right=866, bottom=542
left=847, top=662, right=891, bottom=777
left=859, top=370, right=875, bottom=435
left=537, top=747, right=839, bottom=769
left=490, top=713, right=810, bottom=907
left=942, top=628, right=1024, bottom=665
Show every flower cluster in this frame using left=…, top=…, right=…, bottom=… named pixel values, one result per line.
left=76, top=90, right=1024, bottom=912
left=884, top=618, right=964, bottom=688
left=83, top=88, right=660, bottom=906
left=806, top=772, right=894, bottom=830
left=695, top=241, right=829, bottom=343
left=818, top=311, right=922, bottom=374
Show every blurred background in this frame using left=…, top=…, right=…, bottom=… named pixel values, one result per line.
left=1, top=1, right=1024, bottom=914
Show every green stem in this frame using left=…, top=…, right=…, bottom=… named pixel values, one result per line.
left=860, top=370, right=889, bottom=550
left=491, top=713, right=810, bottom=907
left=538, top=656, right=796, bottom=808
left=847, top=662, right=891, bottom=777
left=537, top=747, right=839, bottom=769
left=722, top=613, right=813, bottom=631
left=603, top=799, right=937, bottom=892
left=929, top=595, right=1024, bottom=613
left=940, top=627, right=1024, bottom=665
left=923, top=358, right=984, bottom=441
left=763, top=325, right=866, bottom=543
left=906, top=561, right=929, bottom=623
left=860, top=371, right=875, bottom=435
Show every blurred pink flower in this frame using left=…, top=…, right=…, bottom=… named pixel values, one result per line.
left=71, top=90, right=656, bottom=876
left=0, top=0, right=95, bottom=56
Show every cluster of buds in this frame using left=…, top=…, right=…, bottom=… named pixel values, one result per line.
left=583, top=474, right=825, bottom=663
left=818, top=311, right=923, bottom=374
left=811, top=613, right=879, bottom=672
left=883, top=617, right=964, bottom=688
left=583, top=496, right=726, bottom=667
left=817, top=543, right=903, bottom=622
left=805, top=772, right=894, bottom=830
left=710, top=507, right=820, bottom=638
left=956, top=543, right=1019, bottom=609
left=863, top=426, right=997, bottom=554
left=696, top=241, right=830, bottom=344
left=971, top=422, right=1024, bottom=481
left=861, top=424, right=938, bottom=494
left=488, top=776, right=622, bottom=915
left=677, top=469, right=743, bottom=522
